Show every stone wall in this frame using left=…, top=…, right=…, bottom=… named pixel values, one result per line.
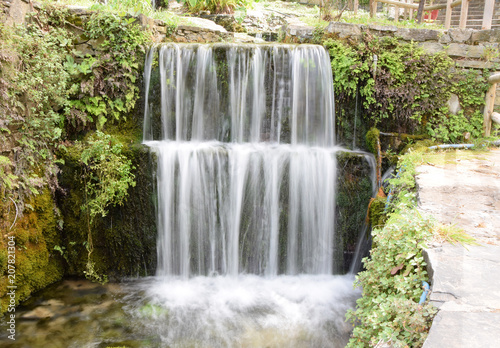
left=135, top=12, right=233, bottom=43
left=1, top=0, right=32, bottom=26
left=288, top=21, right=500, bottom=70
left=286, top=22, right=500, bottom=106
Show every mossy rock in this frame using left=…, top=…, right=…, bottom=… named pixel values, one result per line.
left=369, top=195, right=387, bottom=229
left=365, top=127, right=380, bottom=156
left=0, top=189, right=65, bottom=314
left=57, top=135, right=157, bottom=280
left=336, top=151, right=374, bottom=273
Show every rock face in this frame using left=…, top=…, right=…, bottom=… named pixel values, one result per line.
left=416, top=149, right=500, bottom=348
left=1, top=0, right=32, bottom=26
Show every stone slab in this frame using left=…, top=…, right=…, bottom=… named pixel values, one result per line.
left=416, top=150, right=500, bottom=246
left=423, top=312, right=500, bottom=348
left=424, top=245, right=500, bottom=309
left=395, top=28, right=440, bottom=42
left=455, top=60, right=497, bottom=69
left=418, top=149, right=500, bottom=348
left=448, top=28, right=473, bottom=43
left=326, top=22, right=362, bottom=39
left=180, top=17, right=227, bottom=33
left=419, top=42, right=444, bottom=55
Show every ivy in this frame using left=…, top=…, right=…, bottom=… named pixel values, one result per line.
left=0, top=3, right=150, bottom=215
left=426, top=69, right=488, bottom=143
left=0, top=6, right=73, bottom=210
left=65, top=11, right=149, bottom=132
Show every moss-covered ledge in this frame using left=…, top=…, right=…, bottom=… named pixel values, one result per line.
left=56, top=142, right=157, bottom=280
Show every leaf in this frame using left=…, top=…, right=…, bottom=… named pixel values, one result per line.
left=391, top=263, right=404, bottom=275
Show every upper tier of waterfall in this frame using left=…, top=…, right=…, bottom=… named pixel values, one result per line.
left=143, top=43, right=335, bottom=146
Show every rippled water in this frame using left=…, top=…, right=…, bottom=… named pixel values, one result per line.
left=0, top=276, right=359, bottom=348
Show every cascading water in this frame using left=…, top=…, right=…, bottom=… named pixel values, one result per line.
left=139, top=43, right=362, bottom=347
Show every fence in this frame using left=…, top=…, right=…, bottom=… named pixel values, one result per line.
left=364, top=0, right=495, bottom=29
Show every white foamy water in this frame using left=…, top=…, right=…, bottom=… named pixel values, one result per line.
left=124, top=274, right=360, bottom=348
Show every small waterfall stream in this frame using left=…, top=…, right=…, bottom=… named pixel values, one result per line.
left=0, top=44, right=374, bottom=348
left=138, top=43, right=366, bottom=347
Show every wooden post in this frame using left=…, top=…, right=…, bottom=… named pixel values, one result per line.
left=409, top=0, right=414, bottom=20
left=444, top=0, right=453, bottom=29
left=484, top=74, right=500, bottom=137
left=459, top=0, right=469, bottom=29
left=484, top=84, right=496, bottom=137
left=354, top=0, right=359, bottom=16
left=416, top=0, right=426, bottom=23
left=395, top=5, right=400, bottom=21
left=482, top=0, right=495, bottom=30
left=370, top=0, right=377, bottom=17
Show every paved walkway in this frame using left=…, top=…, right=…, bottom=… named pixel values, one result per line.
left=416, top=149, right=500, bottom=348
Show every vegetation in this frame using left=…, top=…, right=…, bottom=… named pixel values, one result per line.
left=0, top=2, right=150, bottom=303
left=347, top=146, right=481, bottom=347
left=0, top=7, right=73, bottom=212
left=0, top=0, right=496, bottom=337
left=77, top=131, right=136, bottom=283
left=325, top=37, right=490, bottom=144
left=0, top=3, right=148, bottom=209
left=347, top=149, right=435, bottom=347
left=65, top=11, right=149, bottom=132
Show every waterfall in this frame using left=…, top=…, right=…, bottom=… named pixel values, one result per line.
left=143, top=43, right=341, bottom=277
left=138, top=43, right=365, bottom=347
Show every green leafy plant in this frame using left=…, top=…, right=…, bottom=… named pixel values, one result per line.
left=66, top=11, right=148, bottom=131
left=324, top=37, right=487, bottom=142
left=92, top=0, right=154, bottom=16
left=186, top=0, right=240, bottom=14
left=0, top=6, right=73, bottom=211
left=78, top=131, right=136, bottom=283
left=347, top=150, right=437, bottom=347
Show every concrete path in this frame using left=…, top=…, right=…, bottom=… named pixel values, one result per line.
left=416, top=149, right=500, bottom=348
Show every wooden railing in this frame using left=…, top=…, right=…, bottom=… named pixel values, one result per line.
left=368, top=0, right=496, bottom=30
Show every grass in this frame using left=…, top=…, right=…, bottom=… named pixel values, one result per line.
left=299, top=16, right=329, bottom=28
left=259, top=0, right=320, bottom=17
left=338, top=10, right=444, bottom=30
left=433, top=222, right=479, bottom=246
left=39, top=0, right=447, bottom=32
left=299, top=9, right=444, bottom=30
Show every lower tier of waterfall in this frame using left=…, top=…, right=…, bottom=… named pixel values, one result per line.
left=147, top=140, right=344, bottom=277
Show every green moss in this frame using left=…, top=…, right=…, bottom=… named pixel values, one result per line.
left=336, top=151, right=374, bottom=273
left=0, top=190, right=64, bottom=314
left=66, top=14, right=84, bottom=28
left=365, top=127, right=380, bottom=156
left=0, top=248, right=7, bottom=275
left=369, top=195, right=387, bottom=229
left=58, top=134, right=157, bottom=280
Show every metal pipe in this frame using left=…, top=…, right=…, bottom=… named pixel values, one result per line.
left=428, top=144, right=475, bottom=150
left=419, top=281, right=430, bottom=305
